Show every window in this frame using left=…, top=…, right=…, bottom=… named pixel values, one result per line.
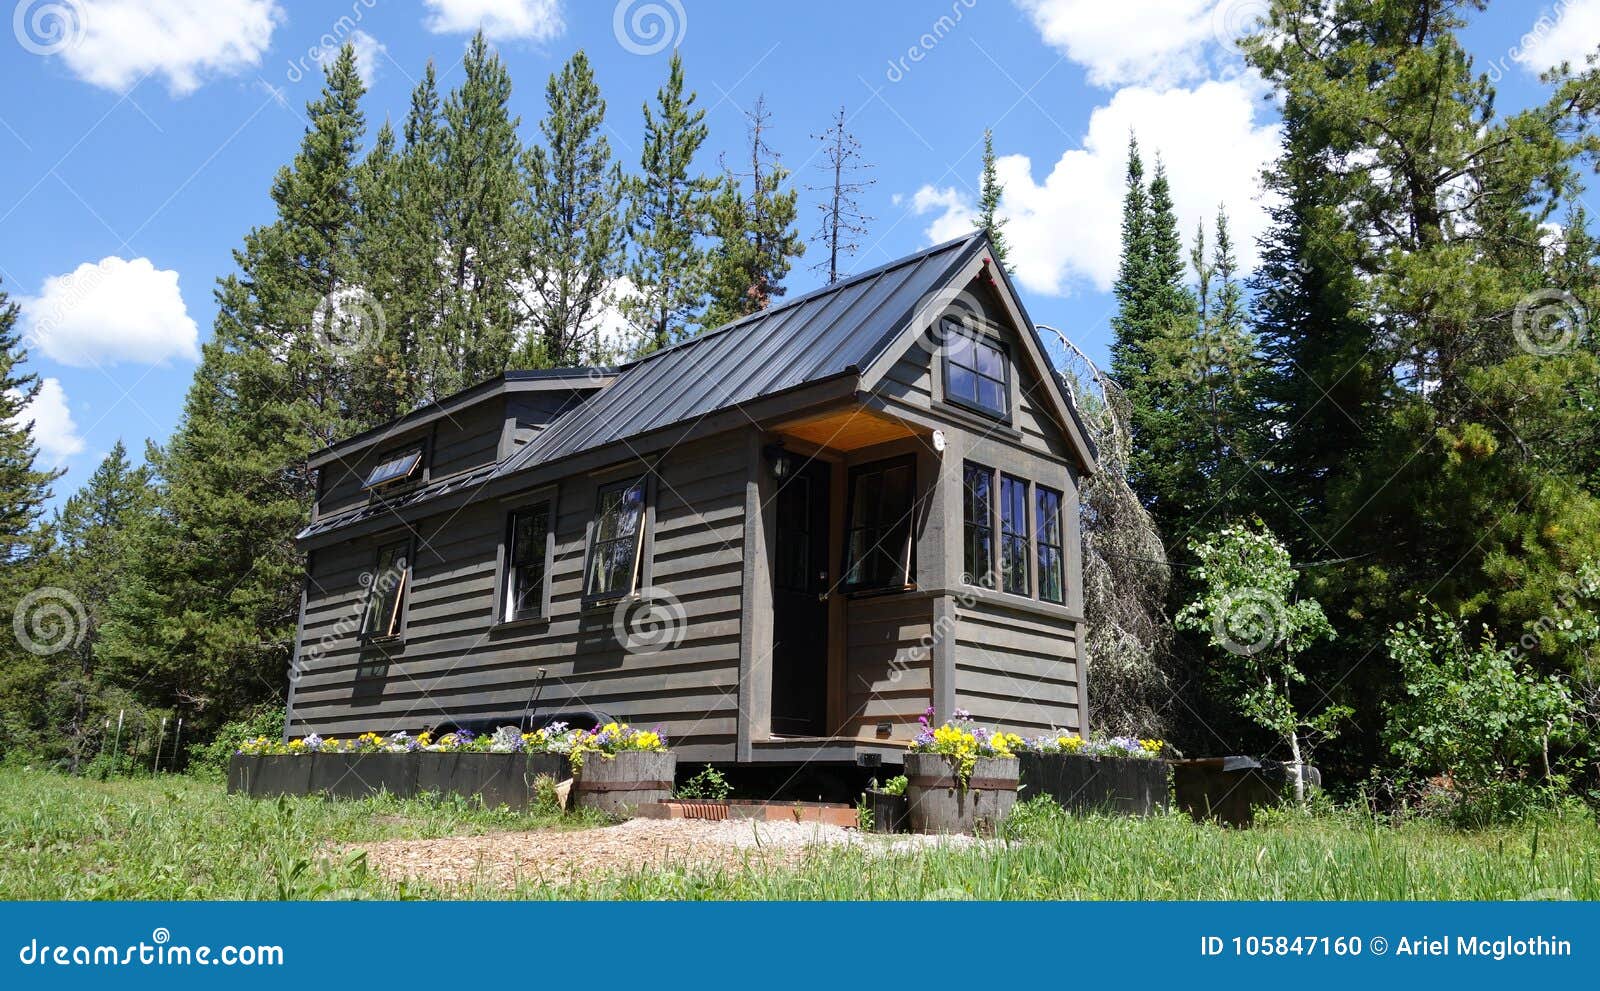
left=584, top=477, right=646, bottom=601
left=1035, top=486, right=1065, bottom=604
left=1000, top=474, right=1030, bottom=596
left=363, top=446, right=423, bottom=491
left=842, top=456, right=917, bottom=592
left=359, top=540, right=410, bottom=640
left=504, top=502, right=551, bottom=621
left=943, top=320, right=1009, bottom=419
left=962, top=462, right=995, bottom=587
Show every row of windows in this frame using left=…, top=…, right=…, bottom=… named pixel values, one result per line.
left=357, top=456, right=1065, bottom=641
left=961, top=461, right=1065, bottom=604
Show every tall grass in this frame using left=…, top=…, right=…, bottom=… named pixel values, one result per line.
left=1, top=770, right=1595, bottom=900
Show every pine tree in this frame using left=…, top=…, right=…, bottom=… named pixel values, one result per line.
left=431, top=32, right=525, bottom=393
left=703, top=95, right=805, bottom=330
left=978, top=128, right=1011, bottom=272
left=520, top=50, right=625, bottom=368
left=100, top=50, right=371, bottom=735
left=808, top=106, right=874, bottom=284
left=622, top=52, right=715, bottom=352
left=1243, top=0, right=1600, bottom=683
left=53, top=441, right=155, bottom=769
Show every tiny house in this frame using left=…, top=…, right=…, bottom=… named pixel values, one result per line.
left=286, top=232, right=1097, bottom=769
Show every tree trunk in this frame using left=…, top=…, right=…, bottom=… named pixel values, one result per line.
left=1288, top=726, right=1305, bottom=807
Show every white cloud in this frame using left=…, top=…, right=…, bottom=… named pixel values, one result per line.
left=1013, top=0, right=1263, bottom=87
left=22, top=257, right=200, bottom=368
left=1514, top=0, right=1600, bottom=74
left=11, top=378, right=84, bottom=466
left=911, top=78, right=1281, bottom=295
left=315, top=29, right=387, bottom=86
left=51, top=0, right=282, bottom=96
left=423, top=0, right=565, bottom=42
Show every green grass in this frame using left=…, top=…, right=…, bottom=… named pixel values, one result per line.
left=1, top=769, right=1596, bottom=900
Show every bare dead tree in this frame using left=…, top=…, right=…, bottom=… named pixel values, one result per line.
left=1040, top=324, right=1184, bottom=740
left=808, top=106, right=874, bottom=283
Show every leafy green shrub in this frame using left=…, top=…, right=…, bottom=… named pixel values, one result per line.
left=1385, top=608, right=1580, bottom=824
left=676, top=764, right=731, bottom=801
left=189, top=705, right=285, bottom=779
left=880, top=774, right=908, bottom=797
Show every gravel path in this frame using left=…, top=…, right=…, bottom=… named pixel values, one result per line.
left=350, top=818, right=980, bottom=891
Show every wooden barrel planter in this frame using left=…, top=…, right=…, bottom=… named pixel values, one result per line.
left=1171, top=757, right=1320, bottom=826
left=903, top=753, right=1019, bottom=835
left=1017, top=753, right=1170, bottom=816
left=308, top=753, right=418, bottom=800
left=864, top=789, right=909, bottom=833
left=415, top=752, right=571, bottom=810
left=574, top=751, right=676, bottom=816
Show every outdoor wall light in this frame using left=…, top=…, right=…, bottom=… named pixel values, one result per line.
left=764, top=444, right=794, bottom=480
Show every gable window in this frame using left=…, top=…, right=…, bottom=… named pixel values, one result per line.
left=363, top=446, right=423, bottom=492
left=360, top=540, right=410, bottom=640
left=584, top=476, right=647, bottom=601
left=943, top=320, right=1010, bottom=419
left=1035, top=485, right=1065, bottom=604
left=843, top=455, right=916, bottom=592
left=504, top=502, right=552, bottom=621
left=1000, top=474, right=1030, bottom=596
left=962, top=462, right=995, bottom=587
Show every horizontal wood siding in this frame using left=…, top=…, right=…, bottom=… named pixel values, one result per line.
left=841, top=593, right=934, bottom=740
left=317, top=400, right=507, bottom=518
left=290, top=434, right=748, bottom=762
left=952, top=596, right=1080, bottom=737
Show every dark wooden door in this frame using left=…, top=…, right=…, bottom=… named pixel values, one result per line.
left=771, top=459, right=831, bottom=736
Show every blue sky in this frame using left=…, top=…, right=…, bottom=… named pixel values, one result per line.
left=0, top=0, right=1592, bottom=507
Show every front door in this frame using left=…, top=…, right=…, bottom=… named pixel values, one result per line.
left=771, top=458, right=830, bottom=736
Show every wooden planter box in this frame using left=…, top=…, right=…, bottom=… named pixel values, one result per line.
left=574, top=751, right=676, bottom=817
left=245, top=754, right=313, bottom=798
left=226, top=753, right=258, bottom=795
left=309, top=753, right=418, bottom=799
left=903, top=753, right=1018, bottom=835
left=1017, top=752, right=1170, bottom=816
left=415, top=752, right=571, bottom=809
left=1172, top=757, right=1321, bottom=826
left=864, top=790, right=909, bottom=833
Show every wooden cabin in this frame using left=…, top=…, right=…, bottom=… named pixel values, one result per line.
left=286, top=232, right=1098, bottom=769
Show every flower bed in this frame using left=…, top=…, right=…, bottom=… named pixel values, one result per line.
left=1016, top=733, right=1171, bottom=817
left=904, top=710, right=1020, bottom=835
left=227, top=725, right=593, bottom=808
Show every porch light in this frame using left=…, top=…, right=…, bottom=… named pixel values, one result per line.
left=764, top=444, right=794, bottom=480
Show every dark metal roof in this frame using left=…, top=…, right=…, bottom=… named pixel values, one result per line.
left=498, top=232, right=984, bottom=475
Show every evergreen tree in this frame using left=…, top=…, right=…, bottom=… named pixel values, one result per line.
left=1107, top=143, right=1196, bottom=538
left=100, top=50, right=371, bottom=735
left=520, top=50, right=625, bottom=368
left=622, top=52, right=715, bottom=352
left=703, top=95, right=805, bottom=330
left=431, top=32, right=525, bottom=393
left=978, top=128, right=1011, bottom=272
left=53, top=441, right=155, bottom=769
left=1243, top=0, right=1600, bottom=683
left=808, top=106, right=874, bottom=284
